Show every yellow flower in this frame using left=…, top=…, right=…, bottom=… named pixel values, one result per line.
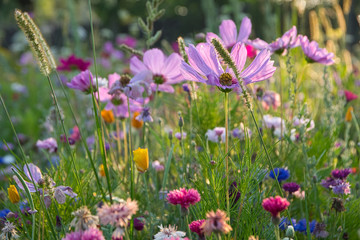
left=133, top=148, right=149, bottom=173
left=131, top=112, right=143, bottom=129
left=99, top=164, right=106, bottom=177
left=8, top=185, right=20, bottom=204
left=101, top=109, right=115, bottom=123
left=345, top=106, right=353, bottom=122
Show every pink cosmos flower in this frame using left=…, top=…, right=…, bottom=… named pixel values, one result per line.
left=181, top=42, right=276, bottom=91
left=299, top=35, right=334, bottom=65
left=97, top=73, right=146, bottom=118
left=268, top=26, right=300, bottom=53
left=344, top=90, right=358, bottom=102
left=36, top=137, right=57, bottom=153
left=129, top=49, right=184, bottom=94
left=67, top=70, right=97, bottom=94
left=189, top=219, right=205, bottom=239
left=57, top=55, right=91, bottom=72
left=167, top=188, right=201, bottom=209
left=262, top=196, right=290, bottom=218
left=206, top=17, right=252, bottom=49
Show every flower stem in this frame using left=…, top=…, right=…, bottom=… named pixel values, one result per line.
left=275, top=225, right=280, bottom=240
left=225, top=92, right=230, bottom=219
left=127, top=97, right=135, bottom=199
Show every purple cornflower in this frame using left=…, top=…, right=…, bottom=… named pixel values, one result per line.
left=167, top=188, right=201, bottom=209
left=299, top=36, right=335, bottom=65
left=67, top=70, right=97, bottom=94
left=36, top=138, right=57, bottom=153
left=232, top=123, right=252, bottom=140
left=320, top=177, right=337, bottom=189
left=331, top=180, right=351, bottom=195
left=331, top=169, right=352, bottom=180
left=206, top=17, right=252, bottom=49
left=181, top=42, right=276, bottom=92
left=57, top=55, right=91, bottom=72
left=175, top=132, right=187, bottom=140
left=282, top=182, right=300, bottom=194
left=136, top=107, right=153, bottom=122
left=129, top=48, right=184, bottom=94
left=206, top=127, right=225, bottom=143
left=13, top=164, right=77, bottom=205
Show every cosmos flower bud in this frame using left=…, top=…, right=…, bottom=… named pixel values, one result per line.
left=133, top=148, right=149, bottom=173
left=8, top=185, right=20, bottom=204
left=101, top=109, right=115, bottom=123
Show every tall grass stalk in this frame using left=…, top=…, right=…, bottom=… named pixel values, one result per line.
left=224, top=92, right=230, bottom=218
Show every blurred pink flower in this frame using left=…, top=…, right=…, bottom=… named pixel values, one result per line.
left=36, top=138, right=57, bottom=153
left=57, top=55, right=91, bottom=72
left=67, top=70, right=96, bottom=94
left=116, top=35, right=137, bottom=48
left=299, top=36, right=334, bottom=65
left=262, top=196, right=290, bottom=218
left=189, top=219, right=205, bottom=239
left=344, top=90, right=358, bottom=102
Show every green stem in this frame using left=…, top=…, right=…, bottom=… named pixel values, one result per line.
left=224, top=92, right=230, bottom=219
left=127, top=97, right=135, bottom=200
left=275, top=225, right=281, bottom=240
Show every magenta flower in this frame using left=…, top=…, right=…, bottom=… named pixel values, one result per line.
left=36, top=138, right=57, bottom=153
left=282, top=182, right=300, bottom=194
left=181, top=42, right=276, bottom=91
left=246, top=45, right=257, bottom=58
left=57, top=55, right=91, bottom=72
left=167, top=188, right=201, bottom=209
left=116, top=35, right=137, bottom=48
left=344, top=90, right=358, bottom=102
left=299, top=35, right=335, bottom=65
left=189, top=219, right=205, bottom=239
left=129, top=49, right=184, bottom=94
left=62, top=231, right=82, bottom=240
left=262, top=196, right=290, bottom=218
left=206, top=17, right=252, bottom=49
left=67, top=70, right=97, bottom=94
left=62, top=228, right=105, bottom=240
left=331, top=169, right=352, bottom=180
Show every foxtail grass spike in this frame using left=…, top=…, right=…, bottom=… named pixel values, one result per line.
left=14, top=9, right=52, bottom=76
left=177, top=37, right=189, bottom=64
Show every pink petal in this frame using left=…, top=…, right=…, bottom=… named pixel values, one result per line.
left=237, top=16, right=252, bottom=43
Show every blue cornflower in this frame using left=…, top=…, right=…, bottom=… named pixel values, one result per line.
left=269, top=168, right=290, bottom=182
left=279, top=217, right=296, bottom=230
left=0, top=209, right=10, bottom=218
left=294, top=219, right=316, bottom=233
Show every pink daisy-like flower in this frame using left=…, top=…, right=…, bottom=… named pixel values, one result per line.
left=167, top=188, right=201, bottom=209
left=189, top=219, right=205, bottom=239
left=181, top=42, right=276, bottom=92
left=299, top=35, right=334, bottom=65
left=62, top=231, right=82, bottom=240
left=262, top=196, right=290, bottom=218
left=129, top=49, right=184, bottom=94
left=36, top=137, right=57, bottom=153
left=57, top=54, right=91, bottom=72
left=206, top=17, right=252, bottom=49
left=268, top=26, right=300, bottom=54
left=201, top=209, right=232, bottom=236
left=67, top=70, right=97, bottom=94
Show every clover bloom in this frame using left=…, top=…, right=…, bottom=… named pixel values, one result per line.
left=269, top=168, right=290, bottom=182
left=8, top=185, right=20, bottom=204
left=167, top=188, right=201, bottom=210
left=299, top=35, right=334, bottom=65
left=57, top=54, right=91, bottom=72
left=282, top=182, right=300, bottom=194
left=181, top=42, right=276, bottom=92
left=262, top=196, right=290, bottom=223
left=133, top=148, right=149, bottom=173
left=206, top=17, right=252, bottom=49
left=130, top=48, right=184, bottom=94
left=101, top=109, right=115, bottom=123
left=201, top=209, right=232, bottom=236
left=36, top=137, right=57, bottom=153
left=67, top=70, right=97, bottom=94
left=189, top=219, right=205, bottom=239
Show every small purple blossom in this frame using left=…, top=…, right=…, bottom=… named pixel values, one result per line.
left=175, top=132, right=187, bottom=140
left=136, top=107, right=153, bottom=122
left=206, top=127, right=225, bottom=143
left=67, top=70, right=97, bottom=94
left=282, top=182, right=300, bottom=194
left=36, top=138, right=58, bottom=153
left=331, top=180, right=351, bottom=195
left=268, top=26, right=300, bottom=54
left=331, top=169, right=351, bottom=180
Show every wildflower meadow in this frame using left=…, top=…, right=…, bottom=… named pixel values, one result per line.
left=1, top=0, right=360, bottom=239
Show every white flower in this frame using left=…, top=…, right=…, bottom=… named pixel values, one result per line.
left=0, top=221, right=20, bottom=239
left=154, top=225, right=186, bottom=240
